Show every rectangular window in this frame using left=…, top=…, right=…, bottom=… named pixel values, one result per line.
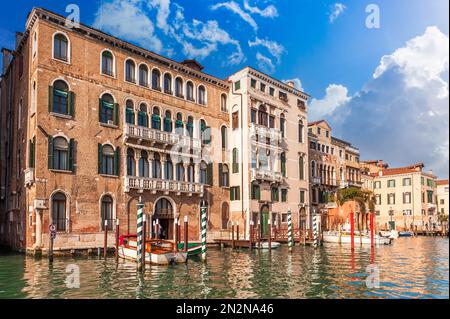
left=388, top=179, right=396, bottom=188
left=421, top=177, right=425, bottom=185
left=403, top=178, right=411, bottom=186
left=232, top=111, right=239, bottom=129
left=234, top=80, right=241, bottom=91
left=326, top=131, right=329, bottom=138
left=230, top=187, right=241, bottom=201
left=271, top=187, right=279, bottom=202
left=260, top=83, right=266, bottom=92
left=441, top=199, right=445, bottom=205
left=281, top=189, right=287, bottom=202
left=251, top=184, right=260, bottom=200
left=317, top=127, right=321, bottom=135
left=331, top=148, right=334, bottom=155
left=375, top=195, right=381, bottom=205
left=251, top=109, right=257, bottom=123
left=427, top=191, right=433, bottom=203
left=299, top=190, right=305, bottom=204
left=310, top=142, right=316, bottom=150
left=422, top=192, right=425, bottom=203
left=279, top=91, right=288, bottom=101
left=387, top=193, right=395, bottom=205
left=403, top=192, right=411, bottom=204
left=427, top=179, right=434, bottom=187
left=250, top=78, right=257, bottom=88
left=269, top=87, right=275, bottom=96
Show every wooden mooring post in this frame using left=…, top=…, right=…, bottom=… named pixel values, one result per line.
left=184, top=216, right=188, bottom=252
left=103, top=220, right=108, bottom=259
left=115, top=219, right=120, bottom=263
left=141, top=215, right=147, bottom=269
left=249, top=220, right=254, bottom=250
left=268, top=219, right=272, bottom=251
left=231, top=222, right=235, bottom=250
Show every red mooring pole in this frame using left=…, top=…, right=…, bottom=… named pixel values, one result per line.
left=115, top=219, right=120, bottom=263
left=184, top=216, right=188, bottom=252
left=350, top=210, right=355, bottom=251
left=370, top=212, right=375, bottom=248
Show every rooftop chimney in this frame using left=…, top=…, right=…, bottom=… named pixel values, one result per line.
left=287, top=80, right=295, bottom=88
left=15, top=32, right=23, bottom=50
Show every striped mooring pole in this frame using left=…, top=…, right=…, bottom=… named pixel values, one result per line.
left=136, top=198, right=144, bottom=271
left=201, top=206, right=207, bottom=262
left=287, top=209, right=293, bottom=252
left=313, top=214, right=319, bottom=249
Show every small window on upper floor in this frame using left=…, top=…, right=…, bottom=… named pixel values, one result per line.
left=32, top=32, right=37, bottom=59
left=250, top=78, right=257, bottom=89
left=279, top=91, right=288, bottom=102
left=101, top=51, right=114, bottom=77
left=221, top=94, right=227, bottom=112
left=260, top=83, right=266, bottom=93
left=53, top=33, right=69, bottom=62
left=269, top=87, right=275, bottom=96
left=198, top=85, right=206, bottom=105
left=164, top=73, right=173, bottom=94
left=186, top=81, right=194, bottom=101
left=234, top=80, right=241, bottom=91
left=125, top=59, right=136, bottom=83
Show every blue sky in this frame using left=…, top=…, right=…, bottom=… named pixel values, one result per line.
left=1, top=0, right=449, bottom=178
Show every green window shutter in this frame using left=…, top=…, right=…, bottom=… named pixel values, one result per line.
left=256, top=185, right=260, bottom=200
left=68, top=139, right=75, bottom=172
left=28, top=139, right=36, bottom=168
left=218, top=163, right=223, bottom=187
left=68, top=91, right=75, bottom=117
left=114, top=103, right=119, bottom=125
left=98, top=143, right=103, bottom=174
left=237, top=187, right=241, bottom=200
left=48, top=86, right=54, bottom=112
left=207, top=163, right=213, bottom=186
left=230, top=187, right=235, bottom=201
left=114, top=147, right=120, bottom=176
left=98, top=99, right=102, bottom=122
left=47, top=136, right=54, bottom=169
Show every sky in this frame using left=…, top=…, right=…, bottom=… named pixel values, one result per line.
left=0, top=0, right=448, bottom=178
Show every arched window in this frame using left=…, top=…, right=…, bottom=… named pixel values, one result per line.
left=164, top=73, right=172, bottom=94
left=164, top=110, right=172, bottom=132
left=311, top=161, right=316, bottom=178
left=53, top=33, right=68, bottom=62
left=175, top=112, right=184, bottom=135
left=99, top=93, right=115, bottom=124
left=165, top=155, right=173, bottom=180
left=155, top=198, right=173, bottom=217
left=176, top=162, right=184, bottom=181
left=139, top=150, right=149, bottom=178
left=126, top=148, right=135, bottom=176
left=52, top=80, right=70, bottom=115
left=125, top=100, right=135, bottom=124
left=152, top=153, right=161, bottom=179
left=138, top=104, right=148, bottom=127
left=139, top=64, right=148, bottom=87
left=232, top=148, right=239, bottom=173
left=102, top=145, right=115, bottom=176
left=175, top=77, right=183, bottom=98
left=221, top=94, right=227, bottom=112
left=101, top=50, right=114, bottom=76
left=280, top=114, right=286, bottom=138
left=200, top=161, right=207, bottom=184
left=187, top=160, right=195, bottom=183
left=200, top=119, right=210, bottom=144
left=220, top=164, right=229, bottom=187
left=281, top=152, right=286, bottom=177
left=298, top=120, right=304, bottom=143
left=221, top=203, right=229, bottom=229
left=198, top=85, right=206, bottom=105
left=152, top=69, right=161, bottom=90
left=186, top=81, right=194, bottom=101
left=125, top=59, right=136, bottom=83
left=52, top=137, right=69, bottom=171
left=101, top=195, right=114, bottom=231
left=187, top=116, right=194, bottom=138
left=221, top=126, right=227, bottom=150
left=299, top=156, right=305, bottom=180
left=152, top=107, right=161, bottom=130
left=52, top=192, right=66, bottom=231
left=258, top=105, right=268, bottom=127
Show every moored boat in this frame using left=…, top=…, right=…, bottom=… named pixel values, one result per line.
left=177, top=242, right=202, bottom=256
left=380, top=230, right=399, bottom=239
left=398, top=231, right=414, bottom=237
left=118, top=235, right=188, bottom=265
left=254, top=241, right=281, bottom=249
left=323, top=231, right=392, bottom=245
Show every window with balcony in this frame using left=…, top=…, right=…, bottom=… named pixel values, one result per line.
left=152, top=153, right=162, bottom=179
left=176, top=163, right=184, bottom=181
left=152, top=69, right=161, bottom=90
left=125, top=59, right=136, bottom=83
left=186, top=116, right=194, bottom=138
left=126, top=149, right=135, bottom=176
left=165, top=157, right=173, bottom=180
left=164, top=111, right=172, bottom=132
left=139, top=64, right=148, bottom=87
left=101, top=50, right=114, bottom=76
left=51, top=192, right=67, bottom=231
left=53, top=33, right=69, bottom=62
left=50, top=80, right=74, bottom=116
left=175, top=113, right=184, bottom=135
left=101, top=195, right=114, bottom=231
left=98, top=144, right=119, bottom=176
left=175, top=77, right=184, bottom=98
left=99, top=93, right=118, bottom=125
left=138, top=104, right=148, bottom=127
left=186, top=81, right=194, bottom=101
left=138, top=151, right=150, bottom=178
left=152, top=107, right=161, bottom=130
left=200, top=161, right=207, bottom=184
left=125, top=100, right=135, bottom=124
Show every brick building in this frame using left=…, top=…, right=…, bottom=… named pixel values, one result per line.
left=0, top=8, right=232, bottom=253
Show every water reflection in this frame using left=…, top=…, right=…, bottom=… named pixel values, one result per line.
left=0, top=237, right=448, bottom=299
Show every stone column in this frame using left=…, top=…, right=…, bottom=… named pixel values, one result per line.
left=195, top=163, right=200, bottom=184
left=35, top=209, right=42, bottom=248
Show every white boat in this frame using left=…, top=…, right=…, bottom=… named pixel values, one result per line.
left=323, top=231, right=392, bottom=245
left=380, top=230, right=399, bottom=239
left=118, top=235, right=188, bottom=265
left=254, top=241, right=281, bottom=249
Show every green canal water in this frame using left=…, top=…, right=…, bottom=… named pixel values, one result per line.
left=0, top=237, right=448, bottom=299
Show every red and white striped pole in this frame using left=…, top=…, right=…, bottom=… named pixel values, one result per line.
left=350, top=209, right=355, bottom=251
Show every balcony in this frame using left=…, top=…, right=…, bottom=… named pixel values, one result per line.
left=251, top=168, right=283, bottom=183
left=249, top=123, right=283, bottom=144
left=339, top=180, right=349, bottom=188
left=347, top=179, right=363, bottom=187
left=124, top=176, right=204, bottom=195
left=124, top=123, right=201, bottom=149
left=311, top=177, right=321, bottom=185
left=24, top=168, right=35, bottom=187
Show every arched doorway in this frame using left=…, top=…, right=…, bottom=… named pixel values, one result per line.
left=260, top=205, right=270, bottom=238
left=153, top=198, right=174, bottom=240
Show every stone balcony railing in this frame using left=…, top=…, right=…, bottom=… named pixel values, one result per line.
left=24, top=168, right=35, bottom=187
left=251, top=168, right=283, bottom=183
left=124, top=123, right=201, bottom=149
left=124, top=176, right=204, bottom=195
left=340, top=180, right=349, bottom=188
left=249, top=123, right=283, bottom=144
left=311, top=177, right=321, bottom=185
left=347, top=179, right=363, bottom=187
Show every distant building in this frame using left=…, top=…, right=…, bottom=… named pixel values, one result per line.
left=436, top=179, right=449, bottom=219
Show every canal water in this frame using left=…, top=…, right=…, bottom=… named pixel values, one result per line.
left=0, top=237, right=448, bottom=299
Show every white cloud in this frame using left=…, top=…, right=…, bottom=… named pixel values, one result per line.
left=211, top=1, right=258, bottom=31
left=309, top=84, right=351, bottom=120
left=374, top=26, right=449, bottom=99
left=255, top=52, right=276, bottom=74
left=93, top=0, right=163, bottom=52
left=248, top=37, right=285, bottom=62
left=147, top=0, right=171, bottom=34
left=243, top=0, right=278, bottom=18
left=284, top=78, right=303, bottom=91
left=318, top=26, right=449, bottom=179
left=329, top=3, right=346, bottom=23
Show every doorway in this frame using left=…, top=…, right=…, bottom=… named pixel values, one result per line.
left=260, top=205, right=270, bottom=238
left=153, top=198, right=174, bottom=240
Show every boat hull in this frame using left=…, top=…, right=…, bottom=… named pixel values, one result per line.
left=118, top=246, right=188, bottom=265
left=254, top=241, right=281, bottom=249
left=323, top=232, right=391, bottom=245
left=177, top=242, right=203, bottom=256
